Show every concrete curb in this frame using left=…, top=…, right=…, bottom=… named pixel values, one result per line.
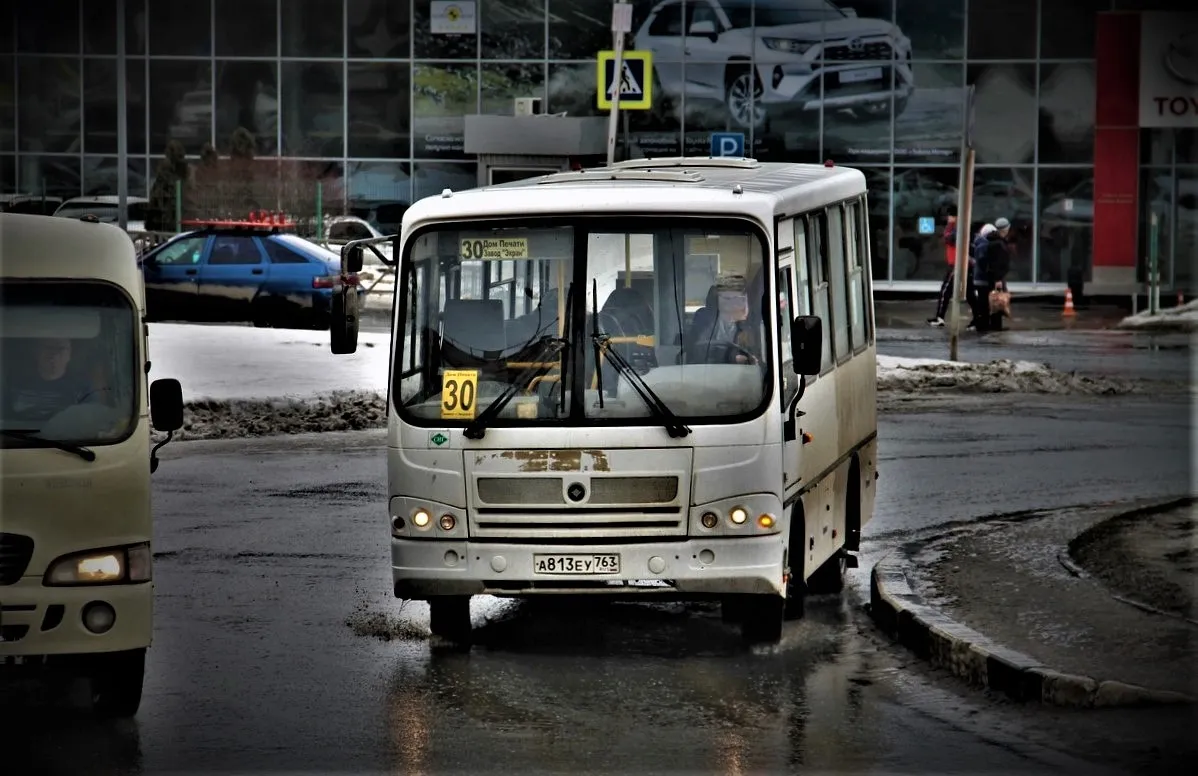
left=869, top=550, right=1197, bottom=709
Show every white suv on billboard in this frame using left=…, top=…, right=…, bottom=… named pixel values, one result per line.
left=635, top=0, right=914, bottom=131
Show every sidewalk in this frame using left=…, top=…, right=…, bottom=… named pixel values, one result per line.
left=875, top=298, right=1129, bottom=332
left=870, top=497, right=1198, bottom=707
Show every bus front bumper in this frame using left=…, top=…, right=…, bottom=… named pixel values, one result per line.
left=0, top=578, right=152, bottom=659
left=392, top=535, right=786, bottom=599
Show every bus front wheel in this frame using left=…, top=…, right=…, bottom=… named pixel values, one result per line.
left=739, top=594, right=784, bottom=644
left=90, top=648, right=145, bottom=719
left=428, top=596, right=473, bottom=643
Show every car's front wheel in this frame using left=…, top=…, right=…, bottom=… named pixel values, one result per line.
left=725, top=65, right=768, bottom=131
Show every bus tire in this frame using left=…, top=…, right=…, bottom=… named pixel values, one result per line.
left=739, top=594, right=784, bottom=644
left=90, top=648, right=145, bottom=719
left=784, top=507, right=807, bottom=620
left=428, top=596, right=473, bottom=643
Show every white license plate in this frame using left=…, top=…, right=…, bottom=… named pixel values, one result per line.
left=839, top=67, right=884, bottom=84
left=533, top=554, right=621, bottom=575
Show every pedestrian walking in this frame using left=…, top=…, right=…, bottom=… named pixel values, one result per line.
left=927, top=210, right=959, bottom=327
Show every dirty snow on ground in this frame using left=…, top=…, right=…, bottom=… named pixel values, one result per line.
left=153, top=325, right=1150, bottom=441
left=1117, top=299, right=1198, bottom=333
left=876, top=355, right=1141, bottom=395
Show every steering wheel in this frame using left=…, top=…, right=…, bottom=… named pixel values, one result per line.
left=701, top=341, right=759, bottom=365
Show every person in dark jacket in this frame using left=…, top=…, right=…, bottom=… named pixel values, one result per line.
left=975, top=217, right=1013, bottom=332
left=969, top=224, right=995, bottom=331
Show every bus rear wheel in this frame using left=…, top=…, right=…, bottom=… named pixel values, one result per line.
left=428, top=595, right=473, bottom=643
left=90, top=648, right=145, bottom=719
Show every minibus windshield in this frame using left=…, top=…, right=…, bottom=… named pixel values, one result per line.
left=0, top=281, right=139, bottom=446
left=393, top=218, right=772, bottom=428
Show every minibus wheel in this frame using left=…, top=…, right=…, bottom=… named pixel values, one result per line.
left=739, top=594, right=784, bottom=644
left=90, top=648, right=145, bottom=718
left=428, top=596, right=472, bottom=644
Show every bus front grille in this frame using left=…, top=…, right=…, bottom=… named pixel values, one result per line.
left=472, top=475, right=685, bottom=538
left=471, top=509, right=685, bottom=539
left=0, top=533, right=34, bottom=585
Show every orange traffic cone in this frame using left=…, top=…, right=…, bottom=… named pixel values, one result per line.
left=1063, top=288, right=1077, bottom=317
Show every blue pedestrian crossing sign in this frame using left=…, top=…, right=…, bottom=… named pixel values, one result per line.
left=710, top=132, right=745, bottom=158
left=596, top=50, right=653, bottom=111
left=918, top=216, right=936, bottom=235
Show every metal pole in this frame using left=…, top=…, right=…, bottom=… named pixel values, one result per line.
left=315, top=181, right=323, bottom=241
left=116, top=0, right=128, bottom=231
left=1149, top=212, right=1160, bottom=315
left=175, top=179, right=182, bottom=232
left=948, top=85, right=976, bottom=362
left=605, top=2, right=633, bottom=167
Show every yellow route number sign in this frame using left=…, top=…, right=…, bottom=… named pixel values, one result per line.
left=460, top=237, right=529, bottom=261
left=441, top=369, right=479, bottom=420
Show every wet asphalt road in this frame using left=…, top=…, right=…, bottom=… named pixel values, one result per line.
left=7, top=394, right=1192, bottom=775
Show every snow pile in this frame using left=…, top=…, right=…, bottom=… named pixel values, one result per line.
left=877, top=355, right=1141, bottom=395
left=177, top=391, right=387, bottom=441
left=1116, top=300, right=1198, bottom=333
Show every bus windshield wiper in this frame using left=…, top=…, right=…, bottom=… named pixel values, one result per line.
left=590, top=280, right=691, bottom=439
left=462, top=335, right=568, bottom=440
left=0, top=429, right=97, bottom=461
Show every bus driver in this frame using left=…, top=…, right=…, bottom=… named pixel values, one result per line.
left=685, top=272, right=761, bottom=365
left=3, top=336, right=103, bottom=422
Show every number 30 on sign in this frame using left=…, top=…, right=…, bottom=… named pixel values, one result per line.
left=440, top=369, right=479, bottom=420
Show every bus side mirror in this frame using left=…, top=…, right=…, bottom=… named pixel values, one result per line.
left=791, top=315, right=822, bottom=376
left=344, top=245, right=364, bottom=274
left=149, top=378, right=184, bottom=431
left=330, top=287, right=360, bottom=354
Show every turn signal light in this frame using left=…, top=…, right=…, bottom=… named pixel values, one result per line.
left=758, top=514, right=775, bottom=529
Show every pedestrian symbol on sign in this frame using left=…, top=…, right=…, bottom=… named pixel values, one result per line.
left=608, top=61, right=643, bottom=99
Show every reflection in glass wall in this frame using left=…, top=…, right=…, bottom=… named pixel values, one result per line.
left=972, top=168, right=1035, bottom=283
left=891, top=167, right=958, bottom=281
left=1038, top=168, right=1093, bottom=284
left=5, top=0, right=1149, bottom=287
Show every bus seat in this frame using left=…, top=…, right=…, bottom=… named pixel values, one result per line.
left=441, top=299, right=506, bottom=368
left=602, top=287, right=654, bottom=334
left=682, top=285, right=720, bottom=360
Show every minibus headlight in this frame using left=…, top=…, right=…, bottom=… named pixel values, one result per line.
left=44, top=543, right=152, bottom=586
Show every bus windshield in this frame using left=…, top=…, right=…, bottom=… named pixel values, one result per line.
left=0, top=281, right=139, bottom=446
left=394, top=218, right=772, bottom=427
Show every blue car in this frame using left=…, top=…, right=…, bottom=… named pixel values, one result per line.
left=138, top=227, right=365, bottom=329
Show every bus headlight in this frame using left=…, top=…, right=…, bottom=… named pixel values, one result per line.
left=690, top=495, right=784, bottom=536
left=729, top=507, right=749, bottom=525
left=44, top=543, right=153, bottom=586
left=390, top=497, right=468, bottom=540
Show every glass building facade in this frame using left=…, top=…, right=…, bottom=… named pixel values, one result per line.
left=2, top=0, right=1193, bottom=290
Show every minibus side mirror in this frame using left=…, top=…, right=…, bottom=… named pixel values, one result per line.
left=344, top=245, right=364, bottom=274
left=330, top=286, right=360, bottom=354
left=150, top=378, right=184, bottom=431
left=791, top=315, right=822, bottom=376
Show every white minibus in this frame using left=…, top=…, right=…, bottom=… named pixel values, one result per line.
left=1, top=212, right=183, bottom=716
left=330, top=157, right=878, bottom=644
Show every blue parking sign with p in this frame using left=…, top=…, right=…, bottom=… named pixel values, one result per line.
left=710, top=132, right=745, bottom=158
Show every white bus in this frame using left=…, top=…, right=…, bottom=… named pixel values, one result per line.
left=1, top=212, right=184, bottom=716
left=331, top=157, right=878, bottom=644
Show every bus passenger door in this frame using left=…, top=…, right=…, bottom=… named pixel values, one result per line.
left=776, top=219, right=802, bottom=497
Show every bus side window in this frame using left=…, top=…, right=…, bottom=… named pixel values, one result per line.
left=806, top=213, right=834, bottom=375
left=824, top=206, right=851, bottom=366
left=858, top=196, right=876, bottom=345
left=843, top=201, right=868, bottom=353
